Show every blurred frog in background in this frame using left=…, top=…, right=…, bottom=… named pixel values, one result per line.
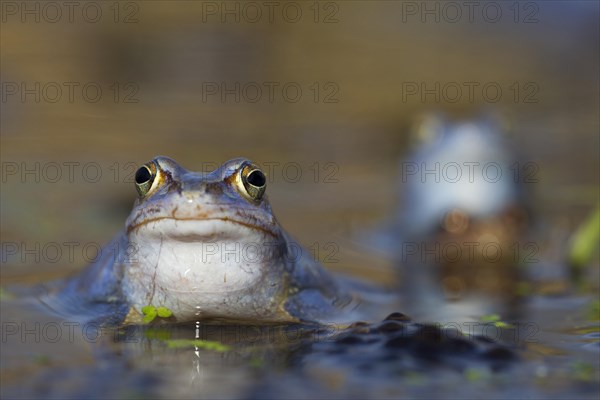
left=395, top=113, right=531, bottom=321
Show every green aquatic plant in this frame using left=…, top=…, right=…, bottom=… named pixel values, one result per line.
left=588, top=299, right=600, bottom=322
left=515, top=281, right=532, bottom=297
left=464, top=367, right=491, bottom=382
left=568, top=205, right=600, bottom=288
left=480, top=314, right=512, bottom=328
left=141, top=306, right=173, bottom=324
left=0, top=287, right=14, bottom=301
left=143, top=328, right=172, bottom=341
left=164, top=339, right=231, bottom=352
left=140, top=322, right=230, bottom=352
left=32, top=354, right=51, bottom=366
left=571, top=361, right=596, bottom=382
left=249, top=357, right=264, bottom=368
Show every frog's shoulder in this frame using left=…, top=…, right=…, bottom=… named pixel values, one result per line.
left=37, top=232, right=130, bottom=325
left=283, top=243, right=394, bottom=324
left=67, top=232, right=129, bottom=298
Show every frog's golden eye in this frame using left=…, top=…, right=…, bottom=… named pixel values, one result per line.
left=134, top=162, right=157, bottom=198
left=238, top=164, right=266, bottom=201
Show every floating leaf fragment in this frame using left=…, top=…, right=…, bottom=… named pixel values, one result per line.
left=165, top=339, right=231, bottom=352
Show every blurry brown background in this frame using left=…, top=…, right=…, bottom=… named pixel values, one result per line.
left=1, top=1, right=598, bottom=283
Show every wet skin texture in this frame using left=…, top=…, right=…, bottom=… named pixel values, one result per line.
left=52, top=156, right=356, bottom=325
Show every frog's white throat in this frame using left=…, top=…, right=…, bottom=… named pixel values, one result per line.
left=122, top=219, right=288, bottom=320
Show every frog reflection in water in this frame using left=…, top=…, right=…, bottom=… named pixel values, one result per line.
left=54, top=157, right=368, bottom=325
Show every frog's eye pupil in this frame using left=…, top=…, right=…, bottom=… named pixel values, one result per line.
left=135, top=167, right=152, bottom=184
left=240, top=165, right=266, bottom=202
left=247, top=170, right=266, bottom=187
left=135, top=164, right=157, bottom=198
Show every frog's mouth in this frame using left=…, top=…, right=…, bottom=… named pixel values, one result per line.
left=127, top=216, right=278, bottom=238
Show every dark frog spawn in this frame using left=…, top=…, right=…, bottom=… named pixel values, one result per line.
left=42, top=156, right=380, bottom=325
